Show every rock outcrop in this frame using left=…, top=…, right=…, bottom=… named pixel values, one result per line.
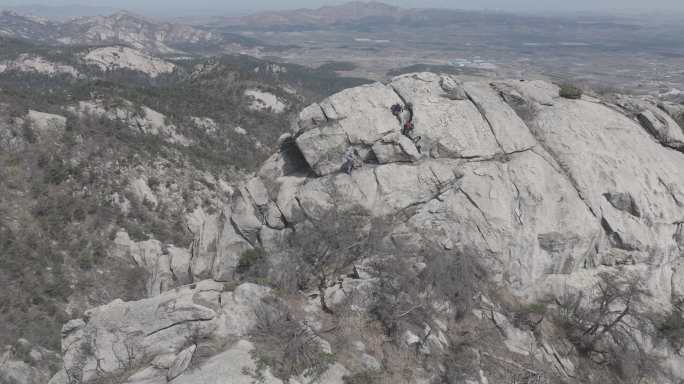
left=49, top=73, right=684, bottom=384
left=84, top=46, right=176, bottom=78
left=283, top=73, right=684, bottom=303
left=74, top=99, right=191, bottom=145
left=614, top=94, right=684, bottom=152
left=53, top=282, right=271, bottom=384
left=0, top=54, right=80, bottom=77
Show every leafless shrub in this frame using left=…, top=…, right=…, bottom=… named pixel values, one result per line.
left=363, top=244, right=482, bottom=360
left=556, top=273, right=643, bottom=353
left=287, top=197, right=376, bottom=313
left=251, top=297, right=335, bottom=382
left=554, top=272, right=657, bottom=381
left=422, top=247, right=481, bottom=320
left=438, top=341, right=481, bottom=384
left=657, top=300, right=684, bottom=353
left=512, top=303, right=547, bottom=331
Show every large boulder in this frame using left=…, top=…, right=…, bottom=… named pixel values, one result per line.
left=372, top=132, right=421, bottom=164
left=614, top=95, right=684, bottom=151
left=58, top=281, right=272, bottom=384
left=391, top=73, right=501, bottom=159
left=167, top=340, right=282, bottom=384
left=318, top=82, right=402, bottom=145
left=166, top=345, right=195, bottom=381
left=110, top=231, right=173, bottom=297
left=637, top=109, right=684, bottom=150
left=186, top=207, right=220, bottom=280
left=167, top=246, right=192, bottom=285
left=295, top=125, right=349, bottom=176
left=659, top=101, right=684, bottom=128
left=186, top=205, right=253, bottom=283
left=212, top=206, right=253, bottom=282
left=230, top=189, right=262, bottom=245
left=294, top=82, right=403, bottom=176
left=26, top=110, right=67, bottom=139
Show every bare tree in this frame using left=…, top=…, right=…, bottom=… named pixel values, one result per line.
left=289, top=202, right=371, bottom=314
left=557, top=273, right=645, bottom=353
left=421, top=246, right=480, bottom=320
left=555, top=272, right=657, bottom=381
left=367, top=245, right=481, bottom=343
left=252, top=297, right=334, bottom=381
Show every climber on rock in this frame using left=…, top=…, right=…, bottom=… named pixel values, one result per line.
left=402, top=120, right=414, bottom=137
left=342, top=147, right=360, bottom=175
left=398, top=104, right=422, bottom=153
left=401, top=103, right=414, bottom=124
left=391, top=103, right=403, bottom=116
left=391, top=102, right=422, bottom=153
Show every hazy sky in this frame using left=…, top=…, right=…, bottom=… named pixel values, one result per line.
left=2, top=0, right=683, bottom=15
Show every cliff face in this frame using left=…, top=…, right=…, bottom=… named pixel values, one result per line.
left=47, top=73, right=684, bottom=384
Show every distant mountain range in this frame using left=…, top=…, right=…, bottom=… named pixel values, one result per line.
left=0, top=10, right=260, bottom=55
left=207, top=1, right=550, bottom=31
left=0, top=4, right=119, bottom=21
left=215, top=1, right=404, bottom=29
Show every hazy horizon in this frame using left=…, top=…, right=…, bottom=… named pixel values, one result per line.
left=2, top=0, right=684, bottom=18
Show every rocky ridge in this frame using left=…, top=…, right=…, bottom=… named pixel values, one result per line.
left=43, top=73, right=684, bottom=383
left=0, top=10, right=226, bottom=55
left=0, top=54, right=81, bottom=77
left=83, top=46, right=176, bottom=78
left=60, top=12, right=219, bottom=54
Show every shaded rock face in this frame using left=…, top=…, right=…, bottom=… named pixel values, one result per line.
left=111, top=231, right=173, bottom=297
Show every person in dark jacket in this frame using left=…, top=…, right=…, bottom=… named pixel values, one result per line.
left=342, top=147, right=359, bottom=175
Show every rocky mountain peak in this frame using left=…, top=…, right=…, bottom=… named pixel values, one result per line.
left=219, top=0, right=404, bottom=28
left=107, top=10, right=148, bottom=21
left=318, top=1, right=401, bottom=16
left=1, top=9, right=21, bottom=17
left=39, top=72, right=684, bottom=384
left=0, top=10, right=56, bottom=39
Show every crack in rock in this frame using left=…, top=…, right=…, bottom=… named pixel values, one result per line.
left=145, top=317, right=215, bottom=337
left=466, top=91, right=506, bottom=154
left=659, top=177, right=683, bottom=207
